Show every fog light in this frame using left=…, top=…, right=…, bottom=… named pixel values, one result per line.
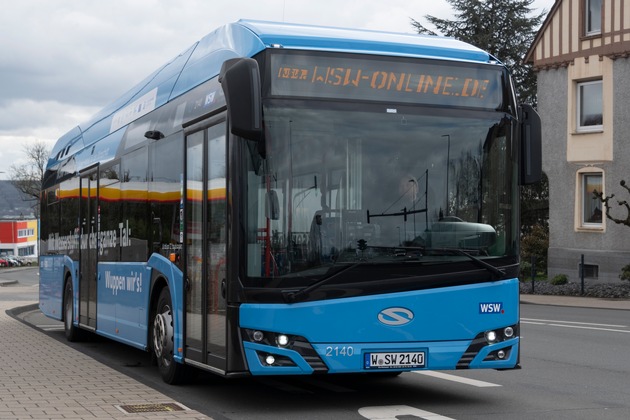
left=485, top=330, right=497, bottom=343
left=253, top=330, right=265, bottom=342
left=276, top=334, right=289, bottom=347
left=497, top=350, right=506, bottom=359
left=504, top=326, right=514, bottom=338
left=265, top=354, right=275, bottom=365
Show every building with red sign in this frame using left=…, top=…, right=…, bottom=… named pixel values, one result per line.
left=0, top=219, right=38, bottom=258
left=0, top=181, right=38, bottom=260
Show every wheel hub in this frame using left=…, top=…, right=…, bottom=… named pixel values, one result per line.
left=153, top=307, right=174, bottom=359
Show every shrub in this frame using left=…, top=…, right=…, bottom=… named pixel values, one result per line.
left=550, top=274, right=568, bottom=285
left=521, top=224, right=549, bottom=274
left=519, top=260, right=531, bottom=280
left=619, top=264, right=630, bottom=281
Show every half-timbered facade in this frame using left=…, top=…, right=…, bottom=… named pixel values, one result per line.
left=526, top=0, right=630, bottom=282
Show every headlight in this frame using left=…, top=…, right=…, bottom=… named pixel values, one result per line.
left=504, top=326, right=514, bottom=338
left=276, top=334, right=289, bottom=347
left=252, top=330, right=264, bottom=342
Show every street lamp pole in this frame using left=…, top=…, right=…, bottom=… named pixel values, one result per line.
left=409, top=178, right=417, bottom=238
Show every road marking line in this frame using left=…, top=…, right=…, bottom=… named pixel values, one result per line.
left=413, top=370, right=501, bottom=387
left=359, top=405, right=455, bottom=420
left=546, top=323, right=630, bottom=334
left=521, top=318, right=627, bottom=328
left=522, top=318, right=629, bottom=333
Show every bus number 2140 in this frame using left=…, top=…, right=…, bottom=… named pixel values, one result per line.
left=325, top=346, right=355, bottom=357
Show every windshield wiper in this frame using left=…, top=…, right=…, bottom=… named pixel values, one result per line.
left=282, top=248, right=505, bottom=303
left=282, top=262, right=361, bottom=304
left=426, top=248, right=505, bottom=279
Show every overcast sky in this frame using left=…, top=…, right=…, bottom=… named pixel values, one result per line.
left=0, top=0, right=555, bottom=180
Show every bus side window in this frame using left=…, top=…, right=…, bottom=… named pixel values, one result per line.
left=120, top=147, right=148, bottom=262
left=99, top=163, right=121, bottom=261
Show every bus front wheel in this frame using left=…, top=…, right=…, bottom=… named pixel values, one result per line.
left=152, top=287, right=186, bottom=384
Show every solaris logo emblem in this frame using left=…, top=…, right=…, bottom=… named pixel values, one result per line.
left=377, top=307, right=414, bottom=326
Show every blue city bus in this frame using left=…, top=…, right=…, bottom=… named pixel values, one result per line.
left=39, top=20, right=541, bottom=384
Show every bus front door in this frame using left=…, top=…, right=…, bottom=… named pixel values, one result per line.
left=79, top=168, right=98, bottom=329
left=184, top=119, right=228, bottom=372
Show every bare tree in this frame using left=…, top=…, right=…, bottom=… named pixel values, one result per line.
left=8, top=140, right=51, bottom=217
left=594, top=180, right=630, bottom=227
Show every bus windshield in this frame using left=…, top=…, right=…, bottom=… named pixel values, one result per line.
left=244, top=100, right=519, bottom=286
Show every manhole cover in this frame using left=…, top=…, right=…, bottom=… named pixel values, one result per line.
left=116, top=402, right=189, bottom=414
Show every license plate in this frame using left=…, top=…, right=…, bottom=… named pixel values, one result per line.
left=364, top=351, right=426, bottom=369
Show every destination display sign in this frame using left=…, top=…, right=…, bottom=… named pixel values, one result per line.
left=270, top=53, right=504, bottom=110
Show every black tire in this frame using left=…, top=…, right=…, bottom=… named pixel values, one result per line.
left=152, top=287, right=187, bottom=384
left=63, top=280, right=84, bottom=342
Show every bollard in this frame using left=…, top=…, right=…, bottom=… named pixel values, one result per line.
left=531, top=255, right=536, bottom=293
left=580, top=254, right=585, bottom=295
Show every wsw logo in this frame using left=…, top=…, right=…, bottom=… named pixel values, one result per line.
left=479, top=302, right=504, bottom=314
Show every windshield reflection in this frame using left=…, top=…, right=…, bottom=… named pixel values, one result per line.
left=245, top=103, right=517, bottom=280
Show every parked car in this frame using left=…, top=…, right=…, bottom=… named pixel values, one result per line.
left=0, top=258, right=8, bottom=267
left=16, top=257, right=32, bottom=266
left=6, top=257, right=21, bottom=267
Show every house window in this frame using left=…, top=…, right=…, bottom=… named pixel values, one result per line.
left=582, top=173, right=603, bottom=225
left=585, top=0, right=601, bottom=35
left=17, top=228, right=35, bottom=238
left=577, top=80, right=602, bottom=131
left=579, top=263, right=599, bottom=279
left=18, top=246, right=35, bottom=257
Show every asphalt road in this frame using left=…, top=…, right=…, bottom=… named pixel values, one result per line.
left=6, top=267, right=630, bottom=419
left=0, top=266, right=39, bottom=301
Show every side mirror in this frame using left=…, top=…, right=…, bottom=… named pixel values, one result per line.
left=219, top=58, right=263, bottom=141
left=519, top=104, right=542, bottom=185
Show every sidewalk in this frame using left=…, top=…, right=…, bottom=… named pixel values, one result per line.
left=520, top=293, right=630, bottom=310
left=0, top=286, right=210, bottom=420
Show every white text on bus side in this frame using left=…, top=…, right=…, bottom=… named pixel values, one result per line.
left=104, top=270, right=143, bottom=295
left=47, top=220, right=133, bottom=255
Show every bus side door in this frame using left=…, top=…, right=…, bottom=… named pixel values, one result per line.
left=184, top=117, right=228, bottom=372
left=79, top=167, right=99, bottom=329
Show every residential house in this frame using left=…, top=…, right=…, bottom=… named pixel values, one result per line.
left=525, top=0, right=630, bottom=282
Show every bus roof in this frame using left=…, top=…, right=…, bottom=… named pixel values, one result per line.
left=48, top=20, right=497, bottom=171
left=240, top=20, right=493, bottom=62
